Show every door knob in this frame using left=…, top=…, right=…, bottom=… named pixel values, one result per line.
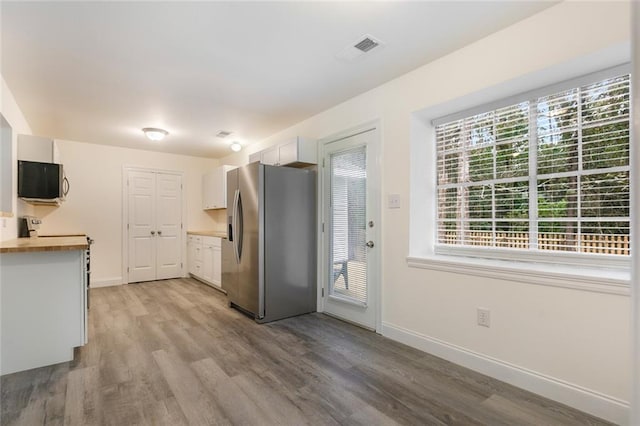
left=366, top=241, right=375, bottom=248
left=158, top=230, right=162, bottom=236
left=151, top=230, right=156, bottom=235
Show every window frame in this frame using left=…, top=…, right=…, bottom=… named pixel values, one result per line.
left=432, top=64, right=631, bottom=270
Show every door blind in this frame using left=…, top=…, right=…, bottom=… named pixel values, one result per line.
left=330, top=146, right=368, bottom=302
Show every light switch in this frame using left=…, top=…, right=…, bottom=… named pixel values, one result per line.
left=388, top=194, right=400, bottom=209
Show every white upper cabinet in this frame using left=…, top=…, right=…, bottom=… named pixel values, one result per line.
left=203, top=165, right=234, bottom=210
left=18, top=134, right=60, bottom=163
left=248, top=151, right=261, bottom=164
left=260, top=146, right=279, bottom=166
left=249, top=137, right=316, bottom=167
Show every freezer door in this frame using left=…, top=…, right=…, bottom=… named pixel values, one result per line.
left=221, top=168, right=238, bottom=300
left=236, top=162, right=261, bottom=317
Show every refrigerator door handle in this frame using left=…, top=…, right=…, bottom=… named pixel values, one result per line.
left=237, top=191, right=243, bottom=261
left=233, top=189, right=240, bottom=264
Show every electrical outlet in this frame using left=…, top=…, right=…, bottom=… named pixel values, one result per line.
left=477, top=308, right=490, bottom=327
left=388, top=194, right=400, bottom=209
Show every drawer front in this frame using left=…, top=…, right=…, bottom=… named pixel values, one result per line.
left=194, top=235, right=203, bottom=244
left=194, top=244, right=203, bottom=261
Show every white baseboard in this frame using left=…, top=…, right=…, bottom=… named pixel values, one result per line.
left=382, top=322, right=629, bottom=425
left=91, top=277, right=122, bottom=288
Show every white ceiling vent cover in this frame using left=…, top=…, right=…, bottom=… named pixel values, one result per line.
left=336, top=34, right=385, bottom=62
left=354, top=37, right=379, bottom=53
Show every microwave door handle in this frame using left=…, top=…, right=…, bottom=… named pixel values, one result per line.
left=63, top=176, right=70, bottom=196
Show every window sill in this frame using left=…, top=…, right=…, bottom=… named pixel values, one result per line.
left=406, top=254, right=630, bottom=296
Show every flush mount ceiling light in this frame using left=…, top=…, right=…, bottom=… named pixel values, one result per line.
left=142, top=127, right=169, bottom=141
left=230, top=141, right=242, bottom=152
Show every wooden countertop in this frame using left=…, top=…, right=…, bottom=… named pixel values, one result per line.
left=187, top=230, right=227, bottom=239
left=0, top=236, right=88, bottom=253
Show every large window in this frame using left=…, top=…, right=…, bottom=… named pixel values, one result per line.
left=436, top=72, right=630, bottom=258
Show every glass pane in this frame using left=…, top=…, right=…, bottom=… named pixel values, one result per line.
left=537, top=221, right=578, bottom=252
left=581, top=171, right=629, bottom=218
left=464, top=221, right=492, bottom=247
left=581, top=75, right=630, bottom=124
left=495, top=181, right=528, bottom=219
left=581, top=221, right=630, bottom=255
left=437, top=151, right=460, bottom=185
left=537, top=177, right=578, bottom=219
left=468, top=147, right=493, bottom=182
left=496, top=221, right=529, bottom=249
left=582, top=122, right=629, bottom=170
left=537, top=130, right=579, bottom=175
left=468, top=185, right=492, bottom=219
left=330, top=146, right=367, bottom=303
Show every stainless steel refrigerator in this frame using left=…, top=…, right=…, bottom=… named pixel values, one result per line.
left=222, top=162, right=316, bottom=323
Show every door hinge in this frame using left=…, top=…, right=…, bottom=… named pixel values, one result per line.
left=127, top=223, right=129, bottom=230
left=322, top=287, right=325, bottom=297
left=322, top=158, right=325, bottom=167
left=127, top=267, right=130, bottom=273
left=181, top=262, right=183, bottom=268
left=322, top=222, right=324, bottom=233
left=181, top=223, right=183, bottom=229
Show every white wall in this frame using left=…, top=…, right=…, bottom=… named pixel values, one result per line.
left=33, top=140, right=217, bottom=286
left=0, top=76, right=33, bottom=242
left=219, top=2, right=632, bottom=423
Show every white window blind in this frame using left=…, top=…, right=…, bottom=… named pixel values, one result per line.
left=436, top=73, right=630, bottom=257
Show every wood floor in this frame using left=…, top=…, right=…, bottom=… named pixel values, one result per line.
left=1, top=278, right=611, bottom=426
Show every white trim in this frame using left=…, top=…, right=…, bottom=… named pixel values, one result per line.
left=432, top=63, right=630, bottom=126
left=407, top=255, right=630, bottom=296
left=91, top=277, right=123, bottom=288
left=121, top=165, right=187, bottom=284
left=630, top=3, right=640, bottom=424
left=328, top=294, right=368, bottom=308
left=434, top=244, right=630, bottom=270
left=381, top=321, right=629, bottom=425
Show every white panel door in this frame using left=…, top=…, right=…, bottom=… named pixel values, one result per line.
left=156, top=173, right=182, bottom=280
left=128, top=171, right=156, bottom=283
left=127, top=170, right=183, bottom=283
left=321, top=128, right=379, bottom=330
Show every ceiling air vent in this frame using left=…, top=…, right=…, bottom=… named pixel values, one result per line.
left=336, top=34, right=385, bottom=62
left=354, top=37, right=379, bottom=53
left=216, top=130, right=232, bottom=138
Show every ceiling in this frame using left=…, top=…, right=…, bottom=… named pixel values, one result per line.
left=1, top=1, right=555, bottom=158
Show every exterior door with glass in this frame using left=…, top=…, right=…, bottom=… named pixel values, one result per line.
left=321, top=127, right=379, bottom=330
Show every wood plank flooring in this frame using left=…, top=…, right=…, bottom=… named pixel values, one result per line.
left=1, top=278, right=612, bottom=425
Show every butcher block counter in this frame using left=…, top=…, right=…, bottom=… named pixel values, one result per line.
left=187, top=230, right=227, bottom=239
left=0, top=236, right=88, bottom=253
left=1, top=235, right=88, bottom=375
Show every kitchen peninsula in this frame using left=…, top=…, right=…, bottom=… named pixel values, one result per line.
left=0, top=236, right=88, bottom=374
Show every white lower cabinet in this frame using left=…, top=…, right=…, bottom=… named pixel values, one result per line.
left=188, top=234, right=222, bottom=290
